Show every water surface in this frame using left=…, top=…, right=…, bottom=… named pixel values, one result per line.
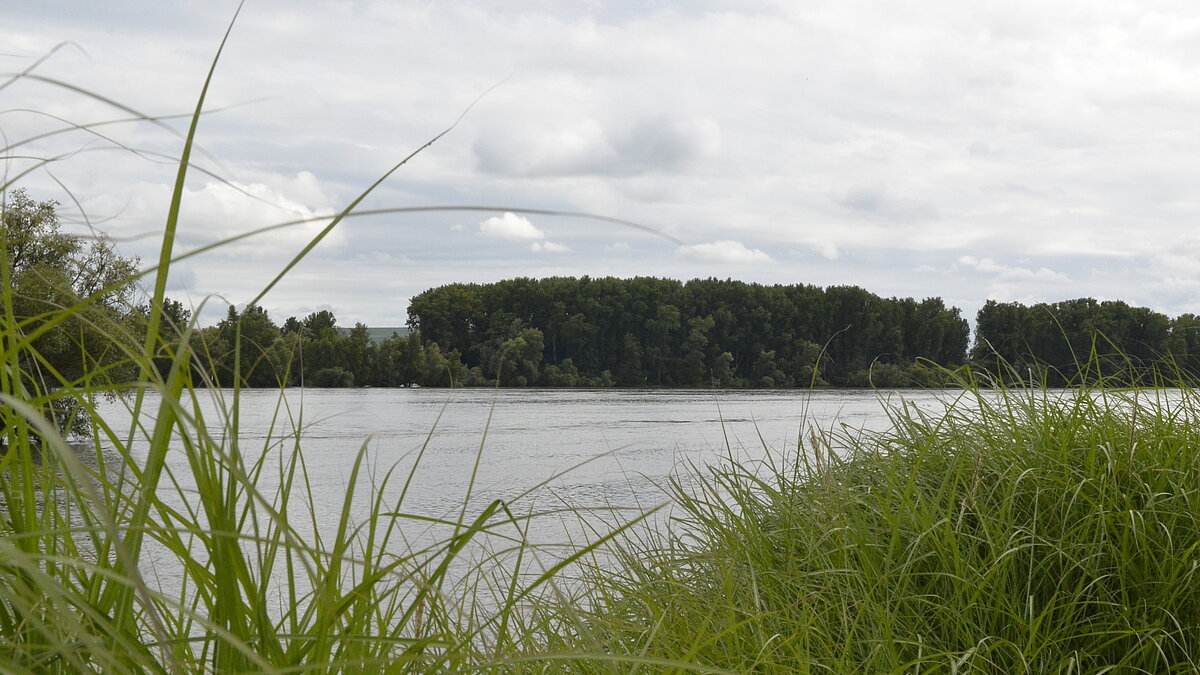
left=99, top=387, right=946, bottom=594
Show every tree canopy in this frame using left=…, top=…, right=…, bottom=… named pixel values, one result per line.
left=3, top=190, right=141, bottom=378
left=2, top=189, right=142, bottom=432
left=407, top=277, right=971, bottom=387
left=972, top=298, right=1193, bottom=385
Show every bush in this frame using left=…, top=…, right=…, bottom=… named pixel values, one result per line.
left=308, top=366, right=355, bottom=387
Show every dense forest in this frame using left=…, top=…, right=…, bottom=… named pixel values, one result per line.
left=973, top=298, right=1200, bottom=385
left=406, top=277, right=969, bottom=387
left=186, top=281, right=1200, bottom=389
left=177, top=277, right=971, bottom=389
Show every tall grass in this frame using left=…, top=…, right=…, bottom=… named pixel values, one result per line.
left=0, top=17, right=634, bottom=674
left=534, top=377, right=1200, bottom=672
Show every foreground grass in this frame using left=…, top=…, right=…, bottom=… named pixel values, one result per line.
left=10, top=364, right=1200, bottom=673
left=0, top=20, right=623, bottom=672
left=531, top=382, right=1200, bottom=673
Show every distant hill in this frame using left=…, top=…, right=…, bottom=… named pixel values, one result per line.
left=335, top=326, right=411, bottom=344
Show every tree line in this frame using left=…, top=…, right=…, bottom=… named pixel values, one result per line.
left=184, top=276, right=973, bottom=389
left=406, top=277, right=970, bottom=387
left=157, top=282, right=1200, bottom=390
left=972, top=298, right=1200, bottom=385
left=183, top=305, right=464, bottom=389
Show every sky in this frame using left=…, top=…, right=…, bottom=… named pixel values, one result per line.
left=5, top=1, right=1200, bottom=329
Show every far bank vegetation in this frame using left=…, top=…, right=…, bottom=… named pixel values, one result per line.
left=190, top=278, right=1200, bottom=389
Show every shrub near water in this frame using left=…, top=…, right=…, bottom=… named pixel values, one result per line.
left=543, top=382, right=1200, bottom=672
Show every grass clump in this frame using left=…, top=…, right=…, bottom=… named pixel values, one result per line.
left=540, top=381, right=1200, bottom=672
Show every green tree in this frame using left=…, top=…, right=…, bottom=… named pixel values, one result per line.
left=679, top=315, right=715, bottom=386
left=712, top=351, right=734, bottom=387
left=642, top=303, right=681, bottom=385
left=140, top=296, right=192, bottom=380
left=302, top=310, right=338, bottom=340
left=343, top=322, right=375, bottom=386
left=417, top=342, right=466, bottom=387
left=2, top=189, right=140, bottom=433
left=213, top=304, right=283, bottom=387
left=309, top=366, right=354, bottom=387
left=265, top=332, right=300, bottom=385
left=407, top=284, right=483, bottom=357
left=398, top=333, right=423, bottom=386
left=406, top=276, right=971, bottom=388
left=491, top=327, right=544, bottom=386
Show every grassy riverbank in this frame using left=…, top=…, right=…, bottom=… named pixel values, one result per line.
left=533, top=381, right=1200, bottom=673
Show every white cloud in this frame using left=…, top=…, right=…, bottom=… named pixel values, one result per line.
left=957, top=256, right=1070, bottom=283
left=676, top=240, right=772, bottom=264
left=813, top=241, right=840, bottom=260
left=531, top=241, right=571, bottom=253
left=834, top=183, right=939, bottom=223
left=356, top=251, right=413, bottom=265
left=450, top=224, right=465, bottom=232
left=787, top=242, right=841, bottom=260
left=475, top=119, right=615, bottom=177
left=479, top=212, right=545, bottom=241
left=605, top=241, right=631, bottom=252
left=172, top=173, right=342, bottom=256
left=474, top=116, right=721, bottom=177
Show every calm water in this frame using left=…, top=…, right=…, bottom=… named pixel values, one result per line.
left=97, top=387, right=950, bottom=594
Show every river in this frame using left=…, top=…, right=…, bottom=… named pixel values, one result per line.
left=97, top=387, right=950, bottom=598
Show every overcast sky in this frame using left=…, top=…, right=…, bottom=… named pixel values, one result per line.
left=6, top=1, right=1200, bottom=328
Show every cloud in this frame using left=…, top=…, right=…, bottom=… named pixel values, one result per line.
left=812, top=241, right=840, bottom=260
left=479, top=212, right=545, bottom=241
left=605, top=241, right=631, bottom=252
left=835, top=183, right=939, bottom=223
left=531, top=241, right=571, bottom=253
left=83, top=170, right=342, bottom=262
left=165, top=266, right=196, bottom=291
left=787, top=242, right=841, bottom=260
left=676, top=240, right=772, bottom=264
left=172, top=172, right=342, bottom=256
left=475, top=119, right=615, bottom=177
left=957, top=256, right=1070, bottom=283
left=20, top=2, right=1200, bottom=327
left=614, top=117, right=722, bottom=173
left=474, top=116, right=721, bottom=177
left=450, top=224, right=465, bottom=232
left=479, top=212, right=569, bottom=252
left=356, top=251, right=413, bottom=265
